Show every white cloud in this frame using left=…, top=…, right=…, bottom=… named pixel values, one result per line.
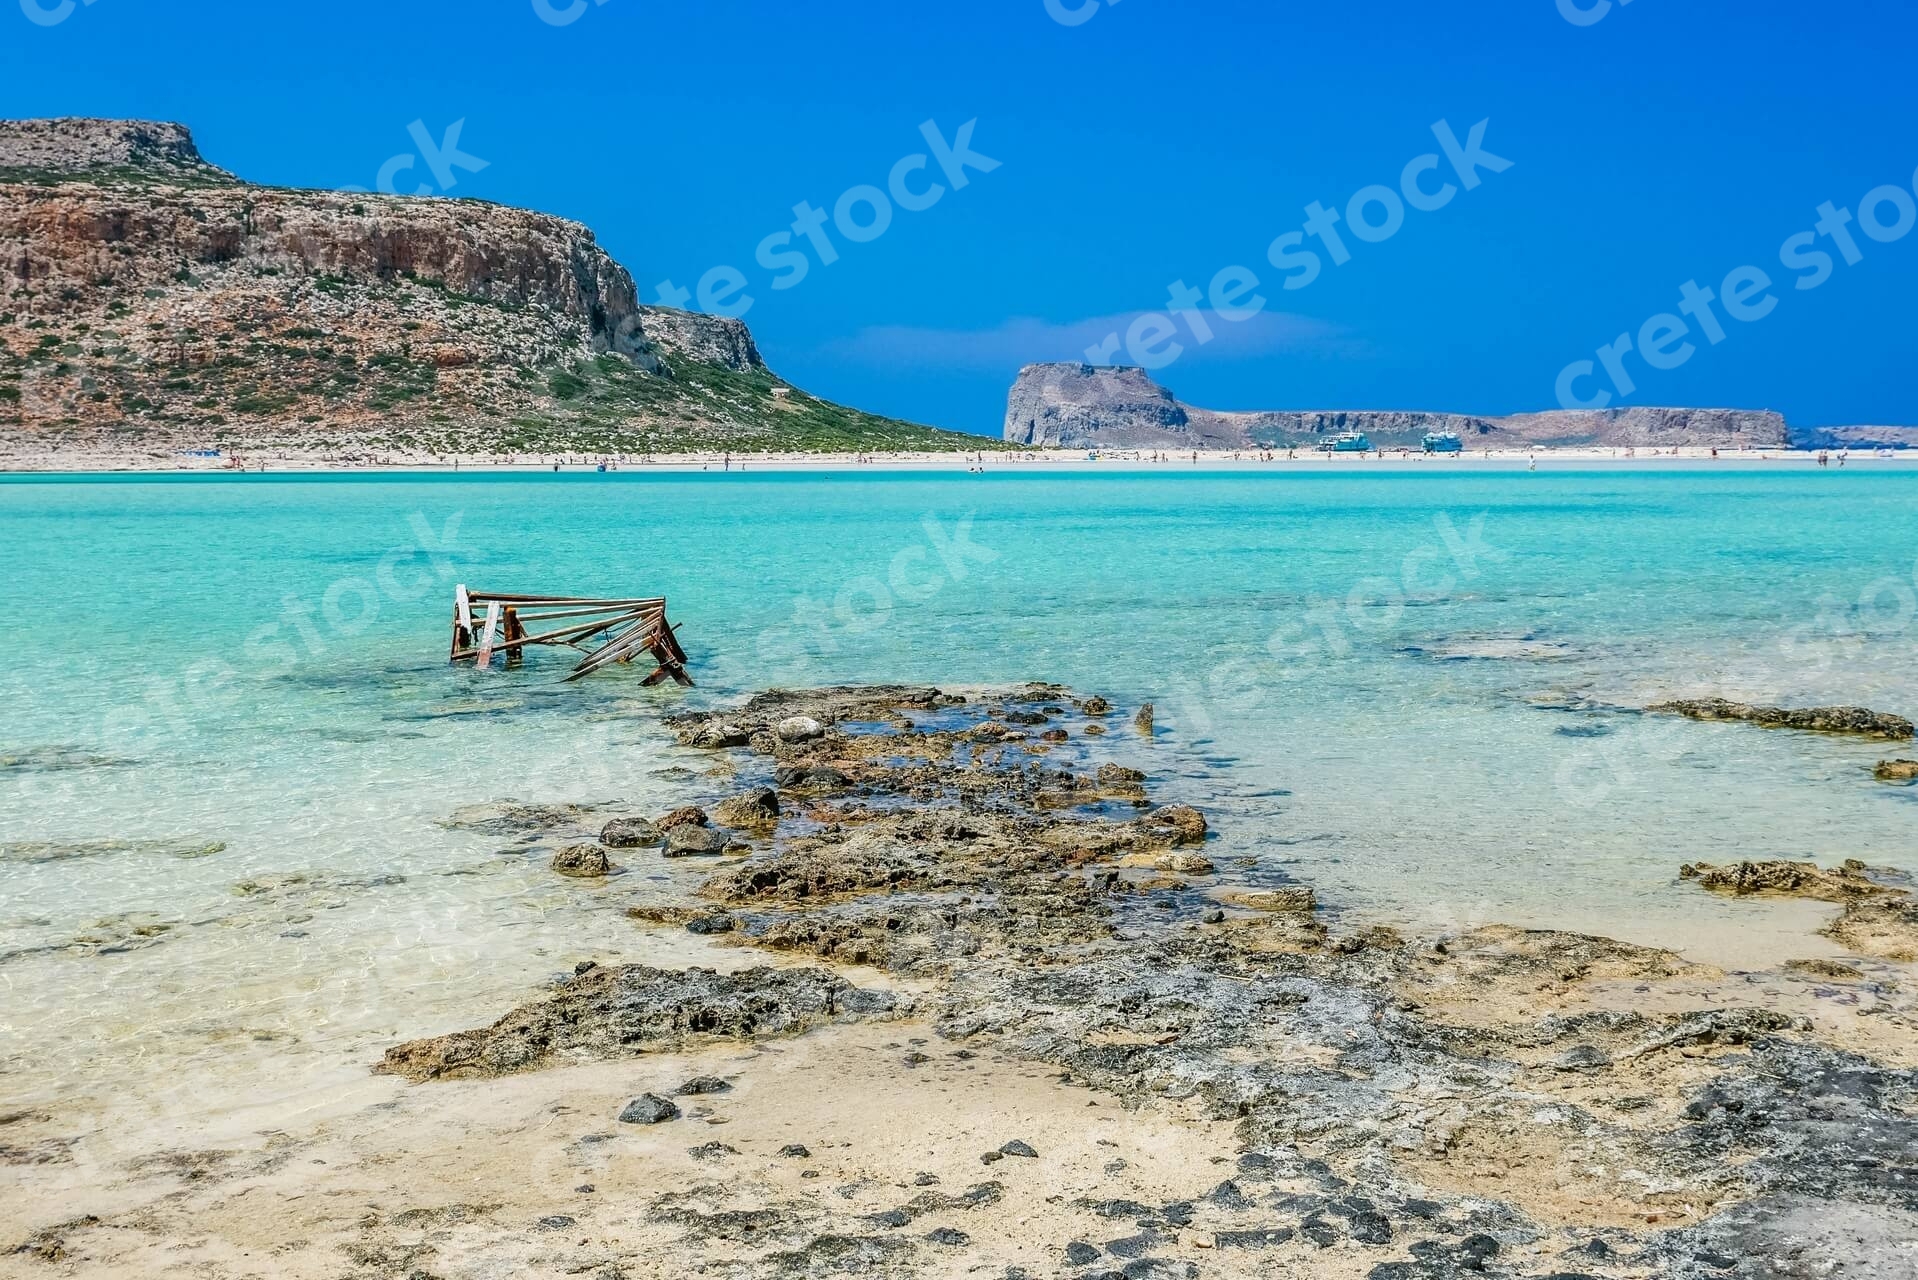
left=815, top=309, right=1348, bottom=371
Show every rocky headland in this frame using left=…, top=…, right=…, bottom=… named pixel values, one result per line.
left=1002, top=363, right=1901, bottom=453
left=0, top=118, right=986, bottom=461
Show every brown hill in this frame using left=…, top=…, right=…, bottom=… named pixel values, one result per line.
left=0, top=118, right=984, bottom=460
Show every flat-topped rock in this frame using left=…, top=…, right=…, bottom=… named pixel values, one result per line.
left=376, top=964, right=899, bottom=1082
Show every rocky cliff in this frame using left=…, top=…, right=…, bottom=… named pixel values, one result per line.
left=1005, top=363, right=1796, bottom=451
left=0, top=118, right=978, bottom=458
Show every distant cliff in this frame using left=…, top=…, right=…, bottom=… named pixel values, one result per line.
left=1004, top=363, right=1797, bottom=451
left=0, top=118, right=980, bottom=457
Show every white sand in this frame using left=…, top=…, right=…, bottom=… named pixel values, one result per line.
left=2, top=443, right=1913, bottom=475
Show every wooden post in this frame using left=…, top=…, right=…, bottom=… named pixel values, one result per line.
left=450, top=584, right=475, bottom=661
left=475, top=602, right=502, bottom=671
left=503, top=608, right=524, bottom=668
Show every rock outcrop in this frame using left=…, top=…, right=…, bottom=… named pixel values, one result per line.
left=376, top=963, right=899, bottom=1081
left=0, top=118, right=978, bottom=457
left=1003, top=363, right=1796, bottom=450
left=1649, top=698, right=1914, bottom=740
left=0, top=118, right=230, bottom=179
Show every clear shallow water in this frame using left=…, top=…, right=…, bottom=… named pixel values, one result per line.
left=2, top=469, right=1915, bottom=1126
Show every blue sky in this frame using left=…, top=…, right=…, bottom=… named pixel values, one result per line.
left=5, top=0, right=1915, bottom=436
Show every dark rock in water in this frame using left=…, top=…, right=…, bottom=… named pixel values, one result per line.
left=600, top=818, right=663, bottom=848
left=665, top=824, right=730, bottom=857
left=778, top=1144, right=811, bottom=1158
left=377, top=965, right=897, bottom=1081
left=676, top=1076, right=731, bottom=1095
left=776, top=764, right=852, bottom=791
left=1065, top=1241, right=1101, bottom=1265
left=1135, top=702, right=1155, bottom=735
left=1876, top=759, right=1918, bottom=782
left=1080, top=696, right=1112, bottom=716
left=924, top=1227, right=970, bottom=1247
left=617, top=1093, right=678, bottom=1125
left=657, top=806, right=709, bottom=831
left=1143, top=805, right=1206, bottom=846
left=552, top=844, right=614, bottom=878
left=442, top=802, right=596, bottom=836
left=685, top=913, right=735, bottom=935
left=999, top=1139, right=1038, bottom=1158
left=714, top=787, right=781, bottom=830
left=1039, top=728, right=1070, bottom=743
left=1648, top=698, right=1914, bottom=740
left=684, top=723, right=751, bottom=749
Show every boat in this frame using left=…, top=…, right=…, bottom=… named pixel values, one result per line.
left=1317, top=431, right=1371, bottom=454
left=1422, top=432, right=1463, bottom=454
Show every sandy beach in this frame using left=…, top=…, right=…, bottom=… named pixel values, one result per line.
left=3, top=444, right=1914, bottom=476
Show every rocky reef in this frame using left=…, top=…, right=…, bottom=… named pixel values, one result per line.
left=1649, top=698, right=1914, bottom=741
left=0, top=118, right=982, bottom=458
left=1003, top=363, right=1798, bottom=451
left=1681, top=858, right=1918, bottom=963
left=352, top=684, right=1918, bottom=1278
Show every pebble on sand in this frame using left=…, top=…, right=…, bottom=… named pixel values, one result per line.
left=617, top=1093, right=679, bottom=1125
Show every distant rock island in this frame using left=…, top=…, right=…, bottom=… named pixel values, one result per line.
left=1003, top=363, right=1915, bottom=452
left=0, top=118, right=983, bottom=458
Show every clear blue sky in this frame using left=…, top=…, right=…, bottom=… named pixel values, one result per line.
left=6, top=0, right=1915, bottom=435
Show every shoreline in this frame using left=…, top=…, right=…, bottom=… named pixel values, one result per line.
left=2, top=444, right=1914, bottom=477
left=7, top=683, right=1917, bottom=1277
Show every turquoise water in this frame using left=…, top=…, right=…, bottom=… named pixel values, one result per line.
left=2, top=469, right=1916, bottom=1125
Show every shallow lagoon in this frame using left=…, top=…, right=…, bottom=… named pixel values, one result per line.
left=2, top=468, right=1914, bottom=1125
